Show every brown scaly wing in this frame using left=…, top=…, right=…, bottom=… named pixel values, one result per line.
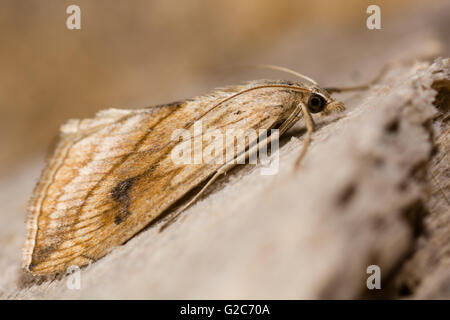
left=23, top=85, right=295, bottom=275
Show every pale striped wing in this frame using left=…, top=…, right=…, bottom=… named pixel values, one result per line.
left=23, top=84, right=296, bottom=275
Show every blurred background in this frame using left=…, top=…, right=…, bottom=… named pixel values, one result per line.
left=0, top=0, right=449, bottom=295
left=1, top=0, right=449, bottom=178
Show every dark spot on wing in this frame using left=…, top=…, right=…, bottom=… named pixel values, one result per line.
left=114, top=209, right=131, bottom=225
left=111, top=177, right=135, bottom=202
left=111, top=177, right=136, bottom=224
left=30, top=241, right=60, bottom=269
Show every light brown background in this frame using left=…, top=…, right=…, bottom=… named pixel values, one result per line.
left=1, top=0, right=448, bottom=176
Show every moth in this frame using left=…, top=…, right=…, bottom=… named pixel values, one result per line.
left=23, top=66, right=378, bottom=275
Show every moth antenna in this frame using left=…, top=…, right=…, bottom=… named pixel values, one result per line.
left=246, top=64, right=318, bottom=85
left=325, top=64, right=390, bottom=94
left=294, top=102, right=315, bottom=169
left=181, top=84, right=309, bottom=150
left=198, top=84, right=309, bottom=121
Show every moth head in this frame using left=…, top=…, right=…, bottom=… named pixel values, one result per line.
left=304, top=89, right=345, bottom=116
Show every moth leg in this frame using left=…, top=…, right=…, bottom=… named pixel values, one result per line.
left=159, top=161, right=235, bottom=231
left=159, top=142, right=260, bottom=231
left=160, top=107, right=303, bottom=231
left=294, top=102, right=315, bottom=169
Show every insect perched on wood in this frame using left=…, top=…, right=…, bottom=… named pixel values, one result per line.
left=23, top=66, right=381, bottom=275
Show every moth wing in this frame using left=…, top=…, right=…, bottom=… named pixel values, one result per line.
left=24, top=85, right=294, bottom=275
left=23, top=103, right=190, bottom=274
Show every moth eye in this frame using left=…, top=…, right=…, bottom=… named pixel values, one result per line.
left=307, top=94, right=326, bottom=113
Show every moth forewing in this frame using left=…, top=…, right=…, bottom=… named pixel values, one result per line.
left=24, top=80, right=334, bottom=275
